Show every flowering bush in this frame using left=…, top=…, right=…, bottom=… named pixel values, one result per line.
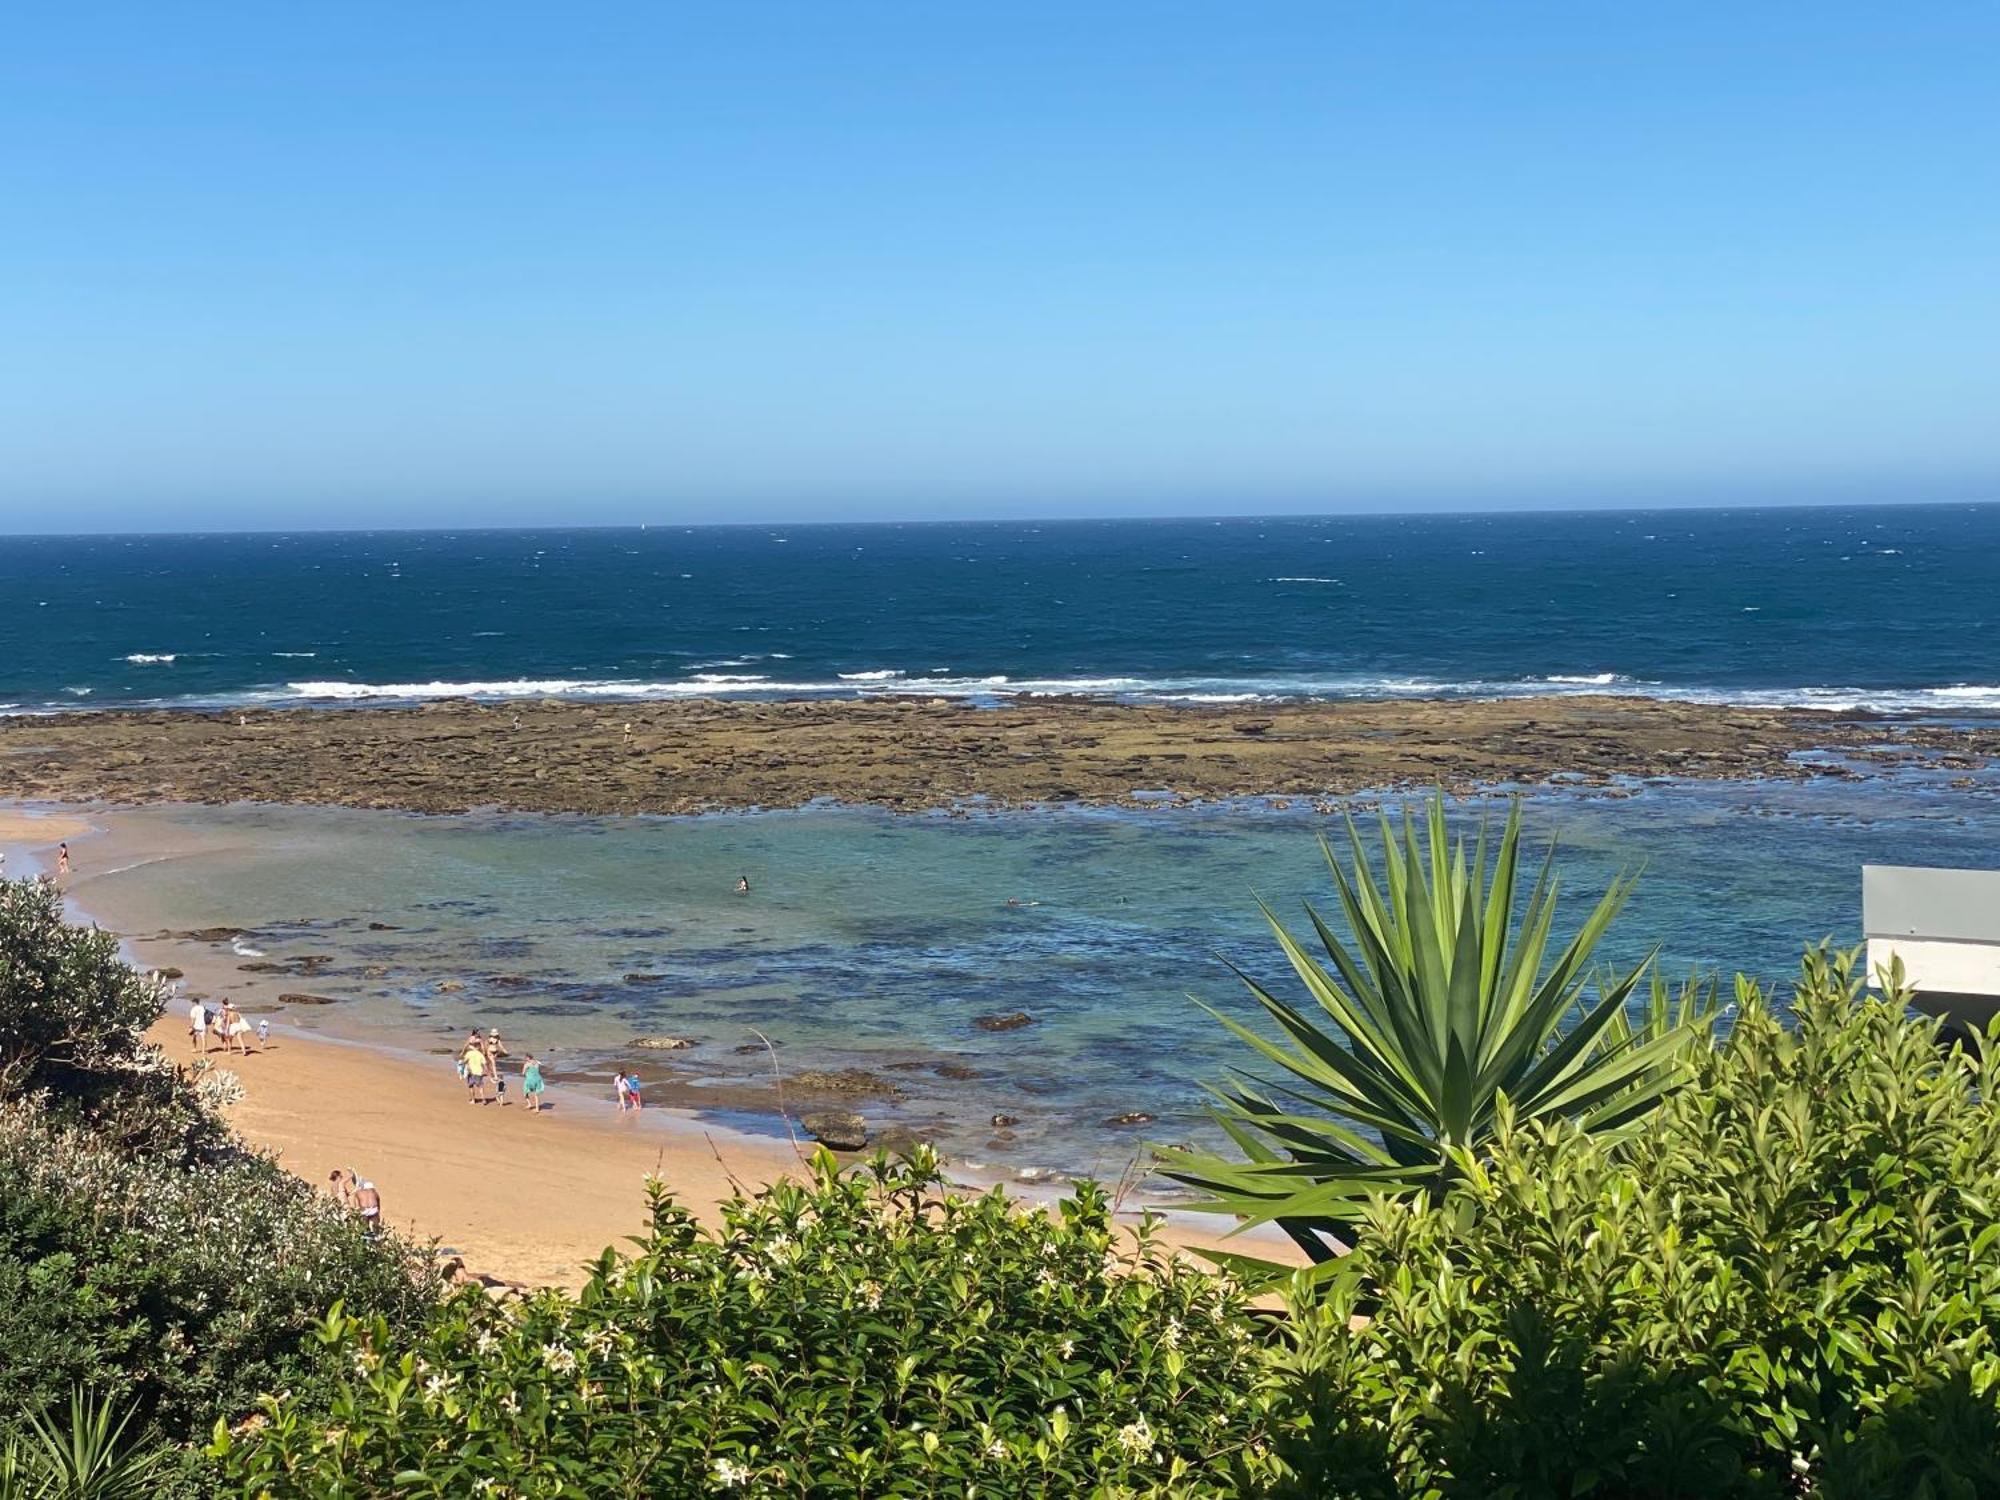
left=1266, top=948, right=2000, bottom=1499
left=0, top=1096, right=440, bottom=1453
left=218, top=1149, right=1285, bottom=1497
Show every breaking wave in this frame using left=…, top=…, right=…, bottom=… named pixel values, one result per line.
left=255, top=673, right=2000, bottom=715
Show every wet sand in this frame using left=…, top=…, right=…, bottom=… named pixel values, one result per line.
left=2, top=694, right=1991, bottom=816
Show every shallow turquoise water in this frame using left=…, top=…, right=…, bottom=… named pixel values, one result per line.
left=77, top=764, right=2000, bottom=1179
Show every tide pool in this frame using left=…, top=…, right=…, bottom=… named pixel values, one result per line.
left=67, top=763, right=2000, bottom=1180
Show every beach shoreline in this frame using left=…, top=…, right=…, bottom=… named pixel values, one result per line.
left=2, top=805, right=1301, bottom=1288
left=2, top=692, right=1992, bottom=819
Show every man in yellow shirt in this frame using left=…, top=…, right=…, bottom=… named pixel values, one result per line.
left=461, top=1036, right=488, bottom=1104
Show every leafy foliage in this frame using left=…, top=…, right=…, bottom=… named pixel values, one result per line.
left=1160, top=795, right=1712, bottom=1262
left=218, top=1149, right=1285, bottom=1497
left=1265, top=948, right=2000, bottom=1499
left=0, top=877, right=440, bottom=1489
left=0, top=875, right=226, bottom=1159
left=0, top=1097, right=440, bottom=1451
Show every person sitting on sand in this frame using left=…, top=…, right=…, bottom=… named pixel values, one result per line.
left=522, top=1053, right=545, bottom=1113
left=461, top=1037, right=489, bottom=1103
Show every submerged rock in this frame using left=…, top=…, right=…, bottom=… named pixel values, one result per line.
left=1103, top=1111, right=1154, bottom=1127
left=973, top=1011, right=1036, bottom=1032
left=150, top=966, right=184, bottom=981
left=991, top=1113, right=1019, bottom=1128
left=435, top=979, right=467, bottom=993
left=792, top=1068, right=902, bottom=1098
left=933, top=1061, right=981, bottom=1080
left=622, top=972, right=666, bottom=984
left=176, top=927, right=247, bottom=943
left=366, top=921, right=399, bottom=931
left=800, top=1110, right=869, bottom=1151
left=277, top=992, right=340, bottom=1006
left=629, top=1035, right=697, bottom=1051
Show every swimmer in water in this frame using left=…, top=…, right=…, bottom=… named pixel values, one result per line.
left=735, top=875, right=751, bottom=895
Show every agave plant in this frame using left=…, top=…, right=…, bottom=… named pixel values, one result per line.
left=1159, top=793, right=1715, bottom=1267
left=0, top=1390, right=170, bottom=1500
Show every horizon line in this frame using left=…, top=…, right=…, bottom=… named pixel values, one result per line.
left=5, top=494, right=1998, bottom=541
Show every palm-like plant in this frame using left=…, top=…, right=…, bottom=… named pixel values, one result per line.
left=1159, top=794, right=1714, bottom=1267
left=0, top=1391, right=169, bottom=1500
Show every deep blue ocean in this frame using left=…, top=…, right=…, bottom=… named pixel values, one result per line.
left=5, top=504, right=1998, bottom=713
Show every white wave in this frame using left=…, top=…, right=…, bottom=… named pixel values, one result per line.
left=1269, top=576, right=1341, bottom=584
left=261, top=674, right=2000, bottom=716
left=230, top=939, right=265, bottom=958
left=64, top=686, right=92, bottom=696
left=124, top=653, right=176, bottom=664
left=689, top=658, right=759, bottom=670
left=271, top=651, right=317, bottom=658
left=838, top=670, right=904, bottom=681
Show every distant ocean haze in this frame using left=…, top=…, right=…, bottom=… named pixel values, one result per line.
left=2, top=505, right=1997, bottom=714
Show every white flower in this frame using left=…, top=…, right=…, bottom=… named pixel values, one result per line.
left=986, top=1438, right=1007, bottom=1459
left=713, top=1456, right=750, bottom=1488
left=858, top=1280, right=883, bottom=1310
left=1161, top=1318, right=1183, bottom=1349
left=542, top=1341, right=578, bottom=1375
left=474, top=1329, right=498, bottom=1356
left=1058, top=1337, right=1075, bottom=1359
left=1116, top=1416, right=1156, bottom=1459
left=422, top=1372, right=456, bottom=1401
left=500, top=1391, right=521, bottom=1417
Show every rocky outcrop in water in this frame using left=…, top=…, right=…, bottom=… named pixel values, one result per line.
left=3, top=696, right=1988, bottom=818
left=801, top=1110, right=869, bottom=1151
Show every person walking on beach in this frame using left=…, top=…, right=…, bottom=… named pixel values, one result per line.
left=522, top=1053, right=545, bottom=1113
left=188, top=996, right=208, bottom=1055
left=56, top=843, right=70, bottom=880
left=461, top=1035, right=489, bottom=1103
left=613, top=1069, right=631, bottom=1112
left=624, top=1069, right=644, bottom=1111
left=353, top=1177, right=382, bottom=1239
left=485, top=1028, right=509, bottom=1104
left=221, top=1001, right=251, bottom=1055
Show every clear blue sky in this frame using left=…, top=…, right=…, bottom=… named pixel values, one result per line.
left=3, top=2, right=1997, bottom=531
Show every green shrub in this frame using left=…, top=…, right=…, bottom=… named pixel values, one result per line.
left=0, top=875, right=220, bottom=1160
left=218, top=1149, right=1286, bottom=1497
left=0, top=1097, right=440, bottom=1451
left=1267, top=948, right=2000, bottom=1499
left=0, top=878, right=440, bottom=1481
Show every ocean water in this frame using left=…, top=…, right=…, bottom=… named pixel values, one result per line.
left=71, top=764, right=2000, bottom=1180
left=5, top=504, right=1999, bottom=713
